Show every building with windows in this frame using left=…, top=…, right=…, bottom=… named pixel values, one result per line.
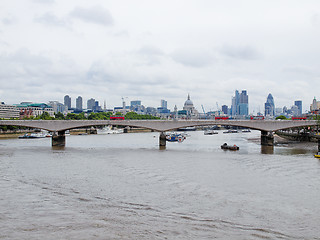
left=130, top=100, right=145, bottom=114
left=87, top=98, right=95, bottom=110
left=76, top=96, right=83, bottom=110
left=265, top=93, right=275, bottom=117
left=239, top=90, right=248, bottom=116
left=161, top=100, right=167, bottom=109
left=48, top=101, right=66, bottom=114
left=15, top=103, right=54, bottom=118
left=64, top=95, right=71, bottom=110
left=0, top=102, right=20, bottom=119
left=231, top=90, right=248, bottom=117
left=221, top=105, right=228, bottom=115
left=294, top=100, right=302, bottom=116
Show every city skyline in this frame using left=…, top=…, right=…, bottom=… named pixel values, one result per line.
left=1, top=0, right=319, bottom=113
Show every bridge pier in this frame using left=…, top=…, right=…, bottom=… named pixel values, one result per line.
left=159, top=132, right=166, bottom=147
left=52, top=130, right=66, bottom=147
left=261, top=131, right=274, bottom=146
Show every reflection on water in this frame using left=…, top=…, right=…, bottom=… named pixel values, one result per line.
left=1, top=130, right=320, bottom=239
left=261, top=145, right=274, bottom=154
left=51, top=146, right=65, bottom=151
left=159, top=145, right=166, bottom=151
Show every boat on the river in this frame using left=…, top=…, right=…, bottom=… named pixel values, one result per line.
left=204, top=130, right=218, bottom=135
left=223, top=129, right=238, bottom=134
left=315, top=153, right=320, bottom=158
left=166, top=133, right=185, bottom=142
left=242, top=129, right=251, bottom=133
left=177, top=126, right=196, bottom=131
left=221, top=143, right=239, bottom=151
left=19, top=132, right=47, bottom=139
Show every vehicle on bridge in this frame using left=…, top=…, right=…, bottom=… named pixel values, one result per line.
left=215, top=116, right=229, bottom=120
left=292, top=117, right=307, bottom=120
left=110, top=116, right=125, bottom=120
left=250, top=116, right=265, bottom=120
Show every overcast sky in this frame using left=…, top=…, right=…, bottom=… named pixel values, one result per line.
left=1, top=0, right=320, bottom=113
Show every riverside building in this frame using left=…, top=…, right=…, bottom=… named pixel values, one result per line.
left=0, top=102, right=20, bottom=119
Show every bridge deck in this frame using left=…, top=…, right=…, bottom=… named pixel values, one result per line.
left=0, top=119, right=318, bottom=132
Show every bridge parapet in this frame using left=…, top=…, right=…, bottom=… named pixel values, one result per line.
left=0, top=119, right=318, bottom=132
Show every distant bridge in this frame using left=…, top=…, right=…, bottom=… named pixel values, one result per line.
left=0, top=119, right=318, bottom=147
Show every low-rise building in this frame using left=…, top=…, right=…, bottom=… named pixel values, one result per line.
left=15, top=103, right=54, bottom=119
left=0, top=102, right=20, bottom=119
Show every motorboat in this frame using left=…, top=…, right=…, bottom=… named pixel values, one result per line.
left=166, top=132, right=185, bottom=142
left=223, top=129, right=238, bottom=133
left=315, top=153, right=320, bottom=158
left=98, top=126, right=124, bottom=134
left=242, top=129, right=251, bottom=133
left=221, top=143, right=239, bottom=150
left=19, top=132, right=46, bottom=139
left=177, top=126, right=196, bottom=131
left=204, top=130, right=218, bottom=135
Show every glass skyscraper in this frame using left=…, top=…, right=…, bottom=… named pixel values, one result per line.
left=265, top=93, right=275, bottom=116
left=231, top=90, right=248, bottom=116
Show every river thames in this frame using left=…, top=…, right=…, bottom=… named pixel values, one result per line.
left=1, top=130, right=320, bottom=239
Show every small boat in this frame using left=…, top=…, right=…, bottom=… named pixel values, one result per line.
left=166, top=133, right=185, bottom=142
left=19, top=132, right=46, bottom=139
left=221, top=143, right=239, bottom=150
left=315, top=153, right=320, bottom=158
left=204, top=130, right=218, bottom=135
left=177, top=126, right=196, bottom=131
left=242, top=129, right=251, bottom=133
left=223, top=129, right=238, bottom=134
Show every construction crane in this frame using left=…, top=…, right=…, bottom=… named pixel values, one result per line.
left=201, top=105, right=206, bottom=119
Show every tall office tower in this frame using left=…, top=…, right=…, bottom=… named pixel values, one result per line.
left=294, top=100, right=302, bottom=116
left=231, top=90, right=239, bottom=116
left=221, top=105, right=228, bottom=115
left=265, top=93, right=275, bottom=116
left=239, top=90, right=249, bottom=116
left=161, top=99, right=167, bottom=109
left=87, top=98, right=95, bottom=110
left=76, top=96, right=83, bottom=110
left=231, top=90, right=248, bottom=116
left=64, top=95, right=71, bottom=110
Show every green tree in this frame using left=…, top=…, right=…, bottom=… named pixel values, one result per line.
left=55, top=112, right=65, bottom=120
left=37, top=112, right=54, bottom=120
left=275, top=115, right=287, bottom=120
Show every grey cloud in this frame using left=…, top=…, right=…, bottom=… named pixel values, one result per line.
left=311, top=13, right=320, bottom=27
left=171, top=48, right=214, bottom=68
left=33, top=0, right=55, bottom=4
left=2, top=16, right=17, bottom=25
left=138, top=46, right=164, bottom=56
left=69, top=6, right=114, bottom=26
left=283, top=65, right=316, bottom=76
left=136, top=45, right=164, bottom=66
left=34, top=12, right=68, bottom=27
left=220, top=45, right=261, bottom=60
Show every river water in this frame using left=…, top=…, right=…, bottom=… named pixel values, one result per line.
left=1, top=130, right=320, bottom=240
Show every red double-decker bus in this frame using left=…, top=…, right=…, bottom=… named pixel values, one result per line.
left=215, top=116, right=229, bottom=120
left=250, top=116, right=264, bottom=120
left=110, top=116, right=125, bottom=120
left=292, top=117, right=307, bottom=120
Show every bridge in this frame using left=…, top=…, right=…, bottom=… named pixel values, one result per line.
left=0, top=119, right=318, bottom=148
